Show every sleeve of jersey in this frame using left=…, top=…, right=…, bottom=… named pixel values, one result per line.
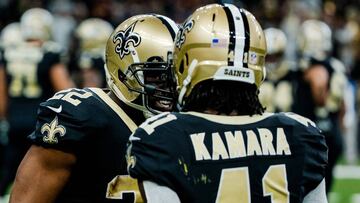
left=47, top=51, right=62, bottom=65
left=28, top=99, right=91, bottom=153
left=298, top=124, right=328, bottom=197
left=44, top=43, right=67, bottom=67
left=127, top=125, right=176, bottom=187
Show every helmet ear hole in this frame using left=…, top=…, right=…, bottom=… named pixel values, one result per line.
left=178, top=53, right=189, bottom=74
left=118, top=69, right=127, bottom=82
left=147, top=56, right=164, bottom=62
left=179, top=60, right=185, bottom=74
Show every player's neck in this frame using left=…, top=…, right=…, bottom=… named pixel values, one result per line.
left=203, top=109, right=240, bottom=116
left=108, top=91, right=146, bottom=125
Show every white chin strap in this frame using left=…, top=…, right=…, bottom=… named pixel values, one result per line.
left=262, top=66, right=267, bottom=83
left=177, top=59, right=198, bottom=107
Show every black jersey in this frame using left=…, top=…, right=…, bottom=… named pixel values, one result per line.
left=127, top=112, right=328, bottom=203
left=28, top=88, right=143, bottom=203
left=259, top=64, right=297, bottom=113
left=292, top=57, right=347, bottom=133
left=78, top=52, right=107, bottom=88
left=0, top=42, right=65, bottom=132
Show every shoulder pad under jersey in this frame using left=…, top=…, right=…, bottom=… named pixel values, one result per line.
left=28, top=88, right=103, bottom=151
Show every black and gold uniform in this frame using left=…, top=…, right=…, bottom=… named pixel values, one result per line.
left=0, top=42, right=65, bottom=196
left=292, top=56, right=347, bottom=193
left=128, top=112, right=328, bottom=203
left=1, top=42, right=65, bottom=142
left=29, top=88, right=143, bottom=203
left=259, top=62, right=297, bottom=113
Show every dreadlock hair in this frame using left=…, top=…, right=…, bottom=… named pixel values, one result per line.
left=182, top=80, right=265, bottom=116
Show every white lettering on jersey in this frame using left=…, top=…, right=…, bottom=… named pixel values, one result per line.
left=212, top=132, right=229, bottom=160
left=190, top=133, right=211, bottom=160
left=247, top=130, right=263, bottom=156
left=190, top=128, right=291, bottom=161
left=258, top=128, right=276, bottom=155
left=276, top=128, right=292, bottom=155
left=224, top=131, right=246, bottom=158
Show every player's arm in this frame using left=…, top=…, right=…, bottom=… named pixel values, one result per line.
left=78, top=56, right=103, bottom=88
left=138, top=180, right=180, bottom=203
left=9, top=145, right=76, bottom=203
left=46, top=43, right=75, bottom=91
left=303, top=64, right=329, bottom=106
left=302, top=178, right=327, bottom=203
left=0, top=64, right=7, bottom=120
left=50, top=63, right=75, bottom=91
left=0, top=64, right=8, bottom=144
left=81, top=68, right=103, bottom=88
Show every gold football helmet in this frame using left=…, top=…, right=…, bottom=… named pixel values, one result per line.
left=173, top=4, right=267, bottom=106
left=75, top=18, right=114, bottom=54
left=105, top=14, right=178, bottom=115
left=264, top=28, right=287, bottom=56
left=298, top=19, right=332, bottom=60
left=0, top=22, right=23, bottom=48
left=264, top=27, right=289, bottom=78
left=20, top=8, right=53, bottom=41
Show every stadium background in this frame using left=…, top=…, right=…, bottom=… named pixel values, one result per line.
left=0, top=0, right=360, bottom=202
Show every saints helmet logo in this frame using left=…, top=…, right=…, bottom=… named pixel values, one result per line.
left=113, top=22, right=141, bottom=59
left=41, top=116, right=66, bottom=144
left=175, top=19, right=194, bottom=48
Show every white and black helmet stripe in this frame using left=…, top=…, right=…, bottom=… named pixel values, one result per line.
left=222, top=5, right=236, bottom=66
left=239, top=9, right=250, bottom=68
left=153, top=14, right=179, bottom=40
left=223, top=4, right=250, bottom=68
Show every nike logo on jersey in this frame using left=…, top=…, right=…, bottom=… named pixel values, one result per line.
left=129, top=134, right=141, bottom=141
left=46, top=105, right=62, bottom=113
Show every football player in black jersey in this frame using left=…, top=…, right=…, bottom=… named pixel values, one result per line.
left=9, top=14, right=178, bottom=203
left=0, top=22, right=21, bottom=187
left=293, top=19, right=348, bottom=194
left=127, top=4, right=328, bottom=203
left=259, top=28, right=297, bottom=113
left=75, top=18, right=114, bottom=88
left=0, top=8, right=74, bottom=199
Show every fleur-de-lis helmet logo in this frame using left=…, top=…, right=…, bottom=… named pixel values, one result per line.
left=113, top=21, right=141, bottom=59
left=41, top=116, right=66, bottom=144
left=175, top=19, right=194, bottom=48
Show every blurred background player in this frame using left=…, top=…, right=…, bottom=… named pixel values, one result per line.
left=0, top=22, right=22, bottom=184
left=127, top=4, right=328, bottom=203
left=0, top=7, right=74, bottom=200
left=74, top=18, right=114, bottom=88
left=293, top=19, right=349, bottom=194
left=259, top=27, right=296, bottom=113
left=10, top=14, right=178, bottom=202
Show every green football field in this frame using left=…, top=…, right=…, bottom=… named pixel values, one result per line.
left=330, top=178, right=360, bottom=203
left=1, top=164, right=359, bottom=203
left=329, top=165, right=360, bottom=203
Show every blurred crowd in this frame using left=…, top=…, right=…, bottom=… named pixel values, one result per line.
left=0, top=0, right=360, bottom=198
left=0, top=0, right=359, bottom=82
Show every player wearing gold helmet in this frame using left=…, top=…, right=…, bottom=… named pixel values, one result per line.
left=10, top=14, right=178, bottom=203
left=127, top=4, right=328, bottom=203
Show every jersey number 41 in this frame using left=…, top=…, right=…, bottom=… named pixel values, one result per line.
left=216, top=164, right=289, bottom=203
